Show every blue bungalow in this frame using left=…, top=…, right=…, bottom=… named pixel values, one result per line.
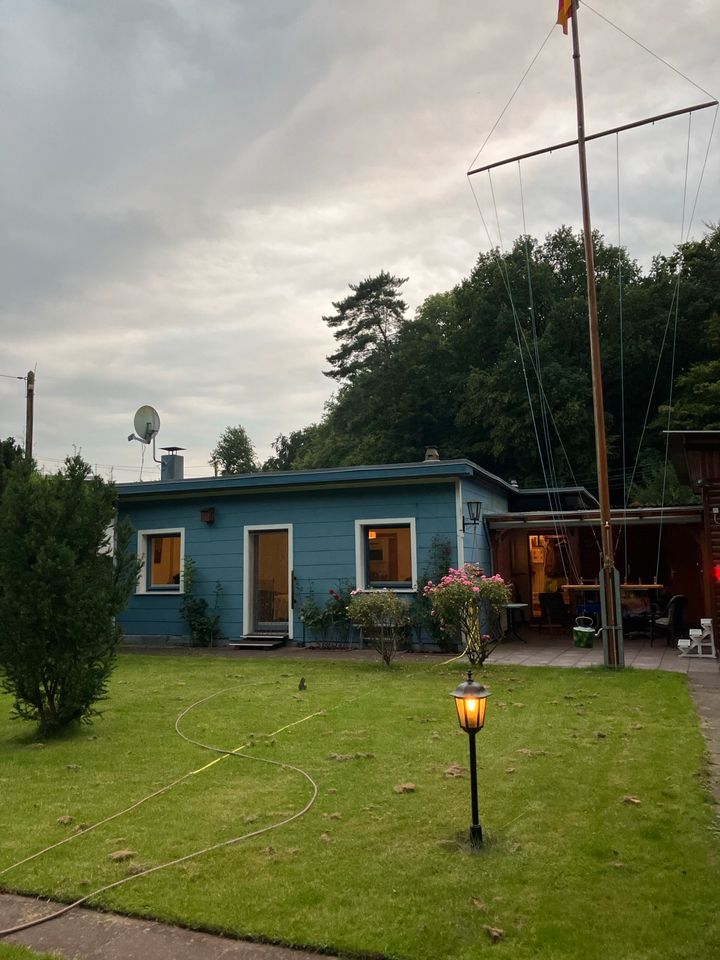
left=115, top=452, right=516, bottom=648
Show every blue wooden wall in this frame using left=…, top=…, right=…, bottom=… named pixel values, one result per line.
left=460, top=477, right=509, bottom=572
left=118, top=479, right=487, bottom=644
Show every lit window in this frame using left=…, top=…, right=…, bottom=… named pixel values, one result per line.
left=137, top=529, right=184, bottom=593
left=359, top=522, right=415, bottom=589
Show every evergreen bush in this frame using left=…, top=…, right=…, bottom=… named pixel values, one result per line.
left=0, top=456, right=140, bottom=733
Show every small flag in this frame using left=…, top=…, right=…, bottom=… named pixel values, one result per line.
left=557, top=0, right=573, bottom=34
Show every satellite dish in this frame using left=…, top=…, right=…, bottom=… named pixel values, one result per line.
left=130, top=405, right=161, bottom=444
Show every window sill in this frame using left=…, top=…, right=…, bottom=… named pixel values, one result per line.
left=135, top=589, right=185, bottom=596
left=360, top=586, right=416, bottom=593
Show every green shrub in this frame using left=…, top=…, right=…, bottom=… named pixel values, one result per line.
left=347, top=589, right=412, bottom=665
left=0, top=456, right=140, bottom=733
left=413, top=535, right=456, bottom=650
left=179, top=557, right=223, bottom=647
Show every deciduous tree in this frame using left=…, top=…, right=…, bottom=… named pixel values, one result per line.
left=210, top=425, right=258, bottom=475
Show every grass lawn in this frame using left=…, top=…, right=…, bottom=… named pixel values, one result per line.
left=0, top=947, right=59, bottom=960
left=0, top=654, right=718, bottom=960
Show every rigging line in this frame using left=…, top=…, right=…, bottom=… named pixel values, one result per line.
left=467, top=177, right=552, bottom=504
left=516, top=162, right=578, bottom=583
left=467, top=22, right=555, bottom=172
left=518, top=202, right=577, bottom=575
left=583, top=2, right=717, bottom=102
left=623, top=106, right=707, bottom=507
left=623, top=280, right=680, bottom=506
left=509, top=171, right=599, bottom=559
left=484, top=172, right=574, bottom=572
left=484, top=172, right=550, bottom=492
left=519, top=344, right=603, bottom=550
left=655, top=113, right=693, bottom=582
left=468, top=174, right=593, bottom=557
left=517, top=163, right=553, bottom=497
left=682, top=104, right=718, bottom=244
left=0, top=373, right=26, bottom=380
left=615, top=133, right=628, bottom=577
left=624, top=118, right=692, bottom=511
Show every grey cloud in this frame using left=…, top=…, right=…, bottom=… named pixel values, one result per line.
left=1, top=1, right=718, bottom=476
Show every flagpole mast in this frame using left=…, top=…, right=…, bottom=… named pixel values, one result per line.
left=569, top=0, right=623, bottom=667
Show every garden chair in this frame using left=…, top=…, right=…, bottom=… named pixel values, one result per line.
left=538, top=592, right=568, bottom=629
left=649, top=595, right=687, bottom=647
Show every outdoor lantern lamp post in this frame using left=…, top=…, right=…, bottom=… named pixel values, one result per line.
left=451, top=671, right=490, bottom=847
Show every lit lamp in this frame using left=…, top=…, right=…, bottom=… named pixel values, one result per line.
left=451, top=671, right=490, bottom=847
left=462, top=500, right=483, bottom=532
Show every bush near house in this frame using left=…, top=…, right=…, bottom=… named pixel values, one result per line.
left=347, top=589, right=412, bottom=664
left=180, top=557, right=224, bottom=647
left=0, top=456, right=139, bottom=733
left=424, top=565, right=511, bottom=666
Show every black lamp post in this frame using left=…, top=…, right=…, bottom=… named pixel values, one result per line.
left=451, top=671, right=490, bottom=847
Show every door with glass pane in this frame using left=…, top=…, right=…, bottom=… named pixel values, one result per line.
left=251, top=529, right=289, bottom=634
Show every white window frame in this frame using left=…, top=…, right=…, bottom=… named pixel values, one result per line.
left=243, top=524, right=294, bottom=640
left=354, top=518, right=417, bottom=592
left=136, top=528, right=185, bottom=595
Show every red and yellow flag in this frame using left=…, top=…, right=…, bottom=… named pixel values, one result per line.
left=557, top=0, right=573, bottom=34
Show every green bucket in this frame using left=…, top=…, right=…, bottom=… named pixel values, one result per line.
left=573, top=616, right=595, bottom=648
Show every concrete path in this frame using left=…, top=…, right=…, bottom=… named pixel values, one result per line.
left=1, top=637, right=717, bottom=960
left=0, top=893, right=334, bottom=960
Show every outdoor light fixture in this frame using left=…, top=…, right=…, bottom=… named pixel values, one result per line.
left=462, top=500, right=483, bottom=532
left=200, top=508, right=215, bottom=525
left=451, top=671, right=490, bottom=847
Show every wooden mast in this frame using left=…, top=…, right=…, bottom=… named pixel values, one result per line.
left=569, top=0, right=623, bottom=667
left=466, top=5, right=715, bottom=665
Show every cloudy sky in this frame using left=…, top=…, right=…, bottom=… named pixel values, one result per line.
left=2, top=0, right=718, bottom=480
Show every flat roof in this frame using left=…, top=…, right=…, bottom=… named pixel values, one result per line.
left=116, top=458, right=518, bottom=500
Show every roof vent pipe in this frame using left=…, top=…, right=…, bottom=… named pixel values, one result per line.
left=424, top=447, right=440, bottom=462
left=160, top=447, right=185, bottom=481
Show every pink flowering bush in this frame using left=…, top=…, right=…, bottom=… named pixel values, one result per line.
left=423, top=564, right=511, bottom=665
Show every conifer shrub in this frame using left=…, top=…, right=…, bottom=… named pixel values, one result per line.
left=0, top=456, right=140, bottom=733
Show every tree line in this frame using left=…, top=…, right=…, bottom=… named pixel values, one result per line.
left=215, top=223, right=719, bottom=504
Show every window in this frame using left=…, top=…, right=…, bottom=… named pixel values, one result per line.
left=355, top=519, right=416, bottom=590
left=137, top=529, right=184, bottom=594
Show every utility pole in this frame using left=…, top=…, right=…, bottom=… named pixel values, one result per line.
left=25, top=370, right=35, bottom=459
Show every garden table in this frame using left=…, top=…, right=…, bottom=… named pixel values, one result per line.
left=503, top=602, right=528, bottom=642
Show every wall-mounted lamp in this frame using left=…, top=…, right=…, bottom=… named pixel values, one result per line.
left=462, top=500, right=483, bottom=532
left=200, top=508, right=215, bottom=525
